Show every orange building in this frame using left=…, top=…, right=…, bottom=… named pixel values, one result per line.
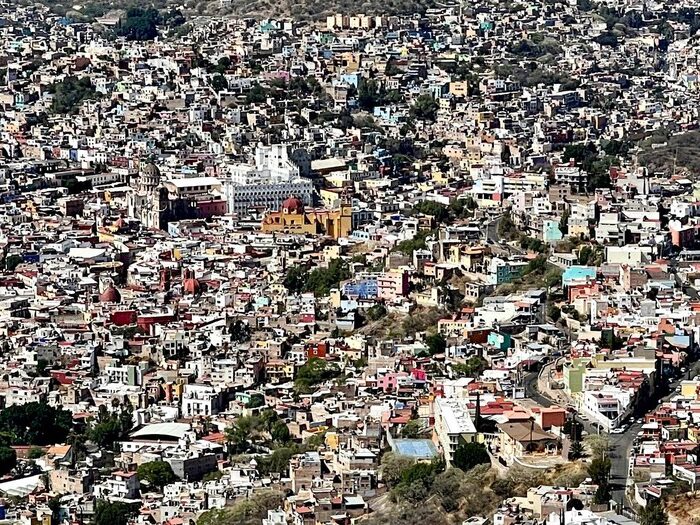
left=261, top=196, right=352, bottom=239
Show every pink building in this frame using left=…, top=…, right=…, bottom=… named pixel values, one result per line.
left=377, top=371, right=409, bottom=392
left=377, top=271, right=409, bottom=301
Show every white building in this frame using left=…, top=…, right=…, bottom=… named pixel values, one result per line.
left=222, top=145, right=313, bottom=214
left=433, top=397, right=478, bottom=465
left=181, top=384, right=221, bottom=418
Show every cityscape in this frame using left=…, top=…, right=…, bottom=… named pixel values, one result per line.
left=1, top=1, right=700, bottom=525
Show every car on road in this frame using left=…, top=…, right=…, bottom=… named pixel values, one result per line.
left=636, top=418, right=643, bottom=424
left=611, top=427, right=625, bottom=434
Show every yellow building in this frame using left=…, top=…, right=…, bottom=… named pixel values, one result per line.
left=261, top=197, right=352, bottom=239
left=681, top=379, right=700, bottom=399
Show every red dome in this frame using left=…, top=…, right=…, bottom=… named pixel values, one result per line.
left=282, top=196, right=304, bottom=213
left=99, top=284, right=121, bottom=303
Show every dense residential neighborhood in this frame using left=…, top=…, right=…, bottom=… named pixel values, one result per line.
left=2, top=0, right=700, bottom=525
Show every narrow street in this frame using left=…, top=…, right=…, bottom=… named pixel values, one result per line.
left=525, top=356, right=700, bottom=511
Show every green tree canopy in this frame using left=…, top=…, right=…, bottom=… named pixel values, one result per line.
left=452, top=442, right=490, bottom=471
left=294, top=358, right=341, bottom=394
left=0, top=446, right=16, bottom=475
left=118, top=8, right=160, bottom=41
left=639, top=500, right=668, bottom=525
left=197, top=491, right=284, bottom=525
left=271, top=421, right=291, bottom=443
left=284, top=259, right=351, bottom=296
left=425, top=333, right=447, bottom=355
left=401, top=419, right=426, bottom=438
left=0, top=402, right=72, bottom=446
left=138, top=460, right=177, bottom=490
left=211, top=75, right=228, bottom=92
left=95, top=500, right=139, bottom=525
left=49, top=76, right=98, bottom=114
left=88, top=403, right=133, bottom=450
left=366, top=304, right=388, bottom=322
left=410, top=94, right=439, bottom=121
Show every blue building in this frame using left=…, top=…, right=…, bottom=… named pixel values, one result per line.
left=343, top=275, right=379, bottom=299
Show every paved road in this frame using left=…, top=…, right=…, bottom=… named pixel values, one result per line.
left=525, top=357, right=700, bottom=508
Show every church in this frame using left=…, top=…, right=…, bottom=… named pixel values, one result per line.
left=261, top=196, right=352, bottom=239
left=127, top=162, right=196, bottom=230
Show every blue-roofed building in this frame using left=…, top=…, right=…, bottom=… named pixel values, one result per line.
left=391, top=439, right=438, bottom=461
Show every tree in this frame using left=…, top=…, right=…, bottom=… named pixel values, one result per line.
left=271, top=421, right=291, bottom=444
left=211, top=75, right=228, bottom=92
left=245, top=393, right=265, bottom=409
left=452, top=356, right=488, bottom=378
left=283, top=265, right=308, bottom=294
left=569, top=440, right=584, bottom=460
left=226, top=415, right=264, bottom=454
left=137, top=460, right=177, bottom=490
left=257, top=446, right=300, bottom=476
left=401, top=419, right=425, bottom=438
left=379, top=453, right=415, bottom=487
left=392, top=457, right=445, bottom=503
left=366, top=304, right=388, bottom=322
left=358, top=79, right=381, bottom=111
left=246, top=83, right=269, bottom=104
left=588, top=455, right=612, bottom=503
left=431, top=468, right=465, bottom=512
left=501, top=145, right=511, bottom=165
left=639, top=500, right=668, bottom=525
left=47, top=495, right=61, bottom=525
left=294, top=358, right=341, bottom=394
left=547, top=304, right=561, bottom=322
left=586, top=434, right=612, bottom=459
left=203, top=470, right=223, bottom=482
left=89, top=417, right=122, bottom=450
left=300, top=259, right=351, bottom=296
left=118, top=8, right=159, bottom=41
left=425, top=333, right=447, bottom=356
left=394, top=229, right=436, bottom=255
left=88, top=403, right=133, bottom=450
left=198, top=491, right=284, bottom=525
left=498, top=211, right=518, bottom=240
left=0, top=446, right=16, bottom=475
left=229, top=320, right=251, bottom=343
left=412, top=200, right=449, bottom=223
left=385, top=57, right=402, bottom=76
left=4, top=254, right=22, bottom=271
left=559, top=209, right=570, bottom=235
left=0, top=402, right=72, bottom=446
left=95, top=500, right=139, bottom=525
left=49, top=76, right=98, bottom=114
left=28, top=447, right=44, bottom=460
left=578, top=245, right=593, bottom=265
left=452, top=442, right=490, bottom=471
left=410, top=94, right=439, bottom=121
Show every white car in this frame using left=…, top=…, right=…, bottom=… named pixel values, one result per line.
left=611, top=428, right=625, bottom=434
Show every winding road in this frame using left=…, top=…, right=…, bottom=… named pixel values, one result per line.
left=524, top=360, right=700, bottom=511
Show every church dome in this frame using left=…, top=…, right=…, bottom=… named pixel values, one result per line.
left=282, top=196, right=304, bottom=214
left=139, top=162, right=161, bottom=191
left=99, top=283, right=121, bottom=303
